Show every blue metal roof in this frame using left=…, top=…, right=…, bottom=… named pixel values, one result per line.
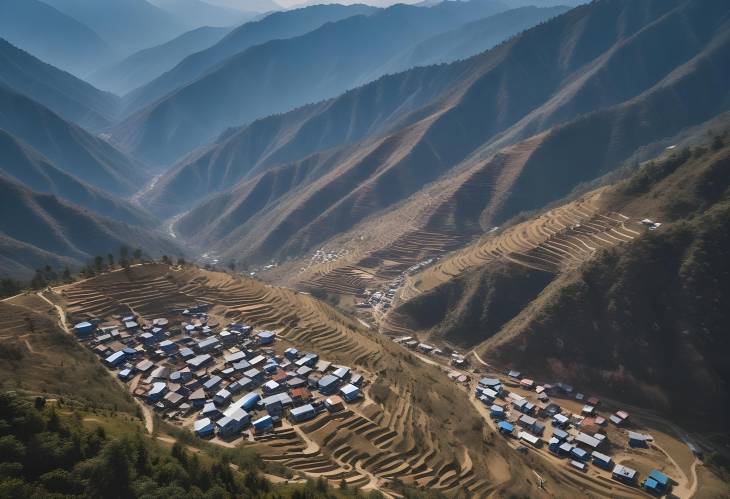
left=648, top=469, right=669, bottom=485
left=290, top=404, right=315, bottom=417
left=319, top=374, right=339, bottom=387
left=497, top=421, right=514, bottom=432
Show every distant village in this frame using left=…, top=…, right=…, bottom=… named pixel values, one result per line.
left=392, top=335, right=684, bottom=496
left=70, top=292, right=683, bottom=497
left=73, top=306, right=365, bottom=442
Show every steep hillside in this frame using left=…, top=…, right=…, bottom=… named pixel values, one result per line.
left=89, top=25, right=232, bottom=95
left=0, top=0, right=113, bottom=77
left=385, top=5, right=570, bottom=70
left=0, top=295, right=137, bottom=410
left=144, top=63, right=467, bottom=216
left=113, top=0, right=510, bottom=165
left=123, top=3, right=377, bottom=113
left=481, top=143, right=730, bottom=427
left=0, top=37, right=119, bottom=130
left=143, top=4, right=566, bottom=216
left=393, top=139, right=730, bottom=428
left=0, top=84, right=149, bottom=196
left=174, top=0, right=730, bottom=269
left=42, top=0, right=188, bottom=57
left=0, top=176, right=178, bottom=278
left=0, top=130, right=156, bottom=227
left=46, top=262, right=571, bottom=497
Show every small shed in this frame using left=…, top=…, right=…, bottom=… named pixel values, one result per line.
left=340, top=383, right=360, bottom=402
left=252, top=415, right=273, bottom=434
left=325, top=395, right=344, bottom=412
left=318, top=374, right=340, bottom=395
left=257, top=331, right=275, bottom=345
left=612, top=464, right=637, bottom=484
left=194, top=418, right=215, bottom=437
left=73, top=321, right=96, bottom=338
left=289, top=404, right=316, bottom=423
left=591, top=451, right=613, bottom=470
left=497, top=421, right=514, bottom=435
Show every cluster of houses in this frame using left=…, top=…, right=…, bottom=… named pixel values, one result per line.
left=476, top=374, right=673, bottom=495
left=73, top=308, right=365, bottom=440
left=357, top=257, right=439, bottom=313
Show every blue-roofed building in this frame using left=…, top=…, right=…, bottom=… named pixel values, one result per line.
left=548, top=437, right=561, bottom=453
left=289, top=404, right=316, bottom=423
left=74, top=321, right=96, bottom=338
left=214, top=389, right=232, bottom=406
left=224, top=351, right=247, bottom=364
left=217, top=408, right=250, bottom=437
left=252, top=415, right=273, bottom=434
left=122, top=347, right=139, bottom=357
left=508, top=370, right=521, bottom=379
left=147, top=382, right=167, bottom=403
left=244, top=368, right=263, bottom=384
left=232, top=360, right=251, bottom=372
left=284, top=347, right=299, bottom=360
left=202, top=375, right=221, bottom=393
left=318, top=374, right=340, bottom=395
left=158, top=340, right=177, bottom=353
left=194, top=418, right=215, bottom=437
left=643, top=469, right=670, bottom=494
left=628, top=431, right=651, bottom=448
left=478, top=378, right=502, bottom=392
left=340, top=383, right=360, bottom=402
left=262, top=393, right=292, bottom=416
left=552, top=413, right=570, bottom=428
left=497, top=421, right=514, bottom=435
left=202, top=402, right=222, bottom=420
left=118, top=368, right=132, bottom=381
left=257, top=331, right=275, bottom=345
left=350, top=373, right=363, bottom=387
left=187, top=354, right=213, bottom=370
left=262, top=380, right=281, bottom=395
left=490, top=404, right=505, bottom=419
left=333, top=366, right=350, bottom=379
left=552, top=428, right=569, bottom=441
left=235, top=392, right=261, bottom=412
left=196, top=336, right=220, bottom=353
left=591, top=451, right=613, bottom=470
left=570, top=447, right=588, bottom=461
left=558, top=442, right=573, bottom=457
left=104, top=351, right=126, bottom=367
left=299, top=353, right=319, bottom=367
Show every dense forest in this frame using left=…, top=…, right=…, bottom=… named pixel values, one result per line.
left=0, top=391, right=436, bottom=499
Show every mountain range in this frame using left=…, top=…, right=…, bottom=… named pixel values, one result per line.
left=0, top=174, right=177, bottom=278
left=157, top=0, right=730, bottom=270
left=89, top=25, right=233, bottom=95
left=112, top=0, right=516, bottom=165
left=0, top=0, right=114, bottom=77
left=0, top=37, right=119, bottom=130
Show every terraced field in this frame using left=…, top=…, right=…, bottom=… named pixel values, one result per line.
left=0, top=295, right=136, bottom=411
left=49, top=264, right=538, bottom=495
left=402, top=190, right=641, bottom=300
left=290, top=135, right=547, bottom=299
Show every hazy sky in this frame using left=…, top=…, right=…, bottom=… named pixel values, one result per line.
left=208, top=0, right=422, bottom=11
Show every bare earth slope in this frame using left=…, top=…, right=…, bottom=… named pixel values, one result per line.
left=389, top=140, right=730, bottom=429
left=0, top=176, right=178, bottom=278
left=0, top=84, right=149, bottom=197
left=172, top=0, right=730, bottom=274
